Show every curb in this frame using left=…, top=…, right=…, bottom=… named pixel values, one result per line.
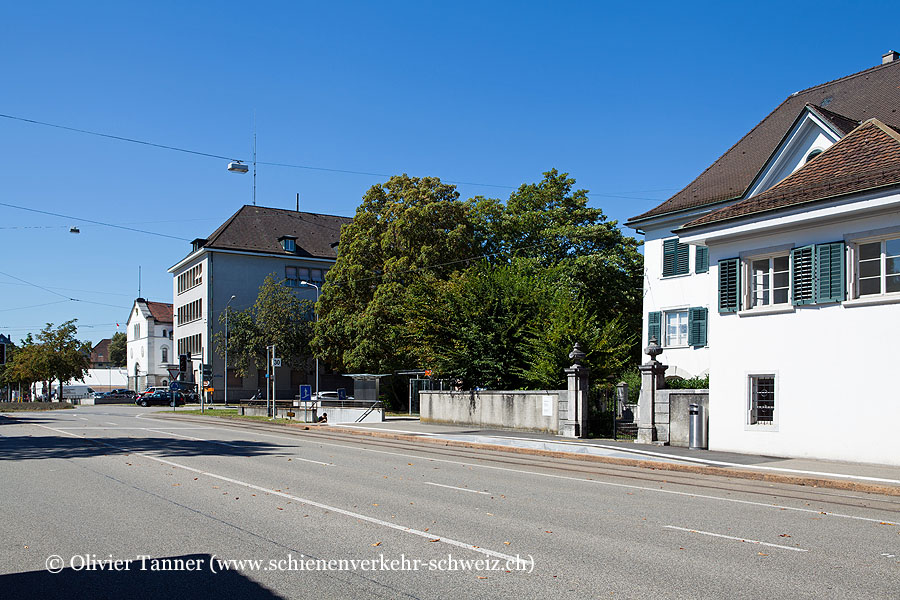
left=156, top=413, right=900, bottom=498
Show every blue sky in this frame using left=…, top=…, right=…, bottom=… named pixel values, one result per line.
left=1, top=1, right=896, bottom=344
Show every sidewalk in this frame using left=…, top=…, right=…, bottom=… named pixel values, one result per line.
left=325, top=418, right=900, bottom=495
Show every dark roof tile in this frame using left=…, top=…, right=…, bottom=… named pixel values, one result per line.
left=681, top=120, right=900, bottom=229
left=629, top=59, right=900, bottom=224
left=201, top=205, right=352, bottom=259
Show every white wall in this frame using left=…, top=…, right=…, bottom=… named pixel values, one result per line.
left=706, top=209, right=900, bottom=465
left=642, top=217, right=712, bottom=378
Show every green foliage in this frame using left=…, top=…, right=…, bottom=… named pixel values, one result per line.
left=619, top=369, right=642, bottom=404
left=313, top=170, right=643, bottom=390
left=108, top=332, right=127, bottom=367
left=666, top=375, right=710, bottom=389
left=215, top=275, right=314, bottom=376
left=2, top=322, right=91, bottom=398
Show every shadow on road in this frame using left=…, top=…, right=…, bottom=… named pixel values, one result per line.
left=0, top=554, right=285, bottom=600
left=0, top=430, right=289, bottom=462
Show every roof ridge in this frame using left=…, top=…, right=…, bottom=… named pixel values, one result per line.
left=790, top=59, right=900, bottom=97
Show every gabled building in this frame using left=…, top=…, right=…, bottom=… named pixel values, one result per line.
left=126, top=299, right=174, bottom=391
left=90, top=338, right=115, bottom=368
left=628, top=52, right=900, bottom=465
left=167, top=205, right=351, bottom=402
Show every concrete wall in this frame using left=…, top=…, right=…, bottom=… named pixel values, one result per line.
left=655, top=389, right=709, bottom=447
left=420, top=390, right=562, bottom=433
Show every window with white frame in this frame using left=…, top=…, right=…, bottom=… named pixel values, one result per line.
left=855, top=236, right=900, bottom=297
left=749, top=375, right=775, bottom=425
left=749, top=255, right=790, bottom=308
left=664, top=310, right=688, bottom=347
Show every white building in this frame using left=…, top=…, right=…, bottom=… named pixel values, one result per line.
left=167, top=205, right=351, bottom=401
left=627, top=52, right=900, bottom=465
left=126, top=298, right=174, bottom=391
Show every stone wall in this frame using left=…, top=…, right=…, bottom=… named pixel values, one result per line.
left=655, top=389, right=709, bottom=447
left=420, top=390, right=563, bottom=434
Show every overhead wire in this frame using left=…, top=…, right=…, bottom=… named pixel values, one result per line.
left=0, top=112, right=674, bottom=201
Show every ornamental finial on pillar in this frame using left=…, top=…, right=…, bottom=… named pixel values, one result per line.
left=644, top=336, right=663, bottom=363
left=568, top=342, right=586, bottom=369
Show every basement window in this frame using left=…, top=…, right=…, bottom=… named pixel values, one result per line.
left=749, top=375, right=776, bottom=426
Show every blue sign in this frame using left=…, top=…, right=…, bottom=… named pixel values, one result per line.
left=337, top=388, right=347, bottom=401
left=299, top=385, right=312, bottom=402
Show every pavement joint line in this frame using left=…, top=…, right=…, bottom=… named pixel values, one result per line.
left=332, top=425, right=900, bottom=486
left=663, top=525, right=809, bottom=552
left=33, top=423, right=516, bottom=562
left=423, top=482, right=493, bottom=495
left=143, top=415, right=900, bottom=525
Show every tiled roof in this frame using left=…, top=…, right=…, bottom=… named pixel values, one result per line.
left=90, top=338, right=112, bottom=363
left=199, top=205, right=352, bottom=259
left=808, top=104, right=859, bottom=136
left=145, top=301, right=173, bottom=324
left=681, top=120, right=900, bottom=229
left=628, top=59, right=900, bottom=225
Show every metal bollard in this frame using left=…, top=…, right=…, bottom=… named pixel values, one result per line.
left=689, top=403, right=706, bottom=449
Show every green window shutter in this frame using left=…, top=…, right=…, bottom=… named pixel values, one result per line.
left=663, top=239, right=677, bottom=277
left=791, top=245, right=815, bottom=305
left=663, top=238, right=689, bottom=276
left=695, top=246, right=709, bottom=273
left=648, top=311, right=661, bottom=343
left=688, top=307, right=708, bottom=346
left=718, top=258, right=740, bottom=313
left=815, top=242, right=845, bottom=303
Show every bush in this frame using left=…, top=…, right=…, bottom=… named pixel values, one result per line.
left=666, top=375, right=709, bottom=389
left=619, top=369, right=641, bottom=404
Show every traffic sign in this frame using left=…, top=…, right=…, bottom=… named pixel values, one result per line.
left=273, top=358, right=282, bottom=367
left=299, top=385, right=312, bottom=402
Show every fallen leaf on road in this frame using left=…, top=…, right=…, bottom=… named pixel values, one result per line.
left=373, top=503, right=379, bottom=506
left=544, top=531, right=553, bottom=534
left=503, top=542, right=510, bottom=545
left=428, top=539, right=440, bottom=542
left=758, top=552, right=768, bottom=556
left=477, top=576, right=487, bottom=579
left=277, top=507, right=284, bottom=510
left=193, top=478, right=198, bottom=480
left=779, top=534, right=791, bottom=538
left=372, top=542, right=381, bottom=547
left=213, top=486, right=219, bottom=489
left=424, top=528, right=429, bottom=532
left=172, top=483, right=180, bottom=486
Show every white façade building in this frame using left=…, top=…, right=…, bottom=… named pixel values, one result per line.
left=627, top=52, right=900, bottom=465
left=167, top=205, right=351, bottom=402
left=126, top=298, right=174, bottom=391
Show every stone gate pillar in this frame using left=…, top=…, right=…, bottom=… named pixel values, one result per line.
left=562, top=343, right=590, bottom=438
left=637, top=336, right=667, bottom=445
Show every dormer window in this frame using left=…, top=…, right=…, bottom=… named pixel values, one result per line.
left=191, top=238, right=207, bottom=252
left=279, top=235, right=298, bottom=253
left=805, top=149, right=824, bottom=164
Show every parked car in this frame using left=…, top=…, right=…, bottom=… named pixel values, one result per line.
left=109, top=388, right=136, bottom=400
left=169, top=381, right=199, bottom=403
left=135, top=390, right=184, bottom=407
left=137, top=386, right=169, bottom=400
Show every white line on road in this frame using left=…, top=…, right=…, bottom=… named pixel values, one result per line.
left=663, top=526, right=808, bottom=552
left=35, top=424, right=514, bottom=561
left=120, top=417, right=900, bottom=526
left=424, top=482, right=493, bottom=495
left=53, top=427, right=213, bottom=431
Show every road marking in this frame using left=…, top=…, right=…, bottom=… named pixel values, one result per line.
left=124, top=417, right=900, bottom=526
left=663, top=526, right=808, bottom=552
left=79, top=417, right=89, bottom=421
left=424, top=482, right=493, bottom=495
left=105, top=422, right=118, bottom=426
left=35, top=424, right=514, bottom=561
left=53, top=427, right=212, bottom=431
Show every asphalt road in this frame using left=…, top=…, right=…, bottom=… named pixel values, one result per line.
left=1, top=405, right=898, bottom=599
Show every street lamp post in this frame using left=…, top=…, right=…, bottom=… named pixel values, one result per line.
left=224, top=295, right=236, bottom=406
left=299, top=281, right=320, bottom=400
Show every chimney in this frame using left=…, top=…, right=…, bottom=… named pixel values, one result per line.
left=882, top=50, right=899, bottom=64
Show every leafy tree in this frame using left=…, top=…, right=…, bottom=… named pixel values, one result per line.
left=214, top=275, right=314, bottom=376
left=313, top=174, right=480, bottom=373
left=314, top=170, right=643, bottom=389
left=37, top=320, right=91, bottom=400
left=108, top=332, right=127, bottom=367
